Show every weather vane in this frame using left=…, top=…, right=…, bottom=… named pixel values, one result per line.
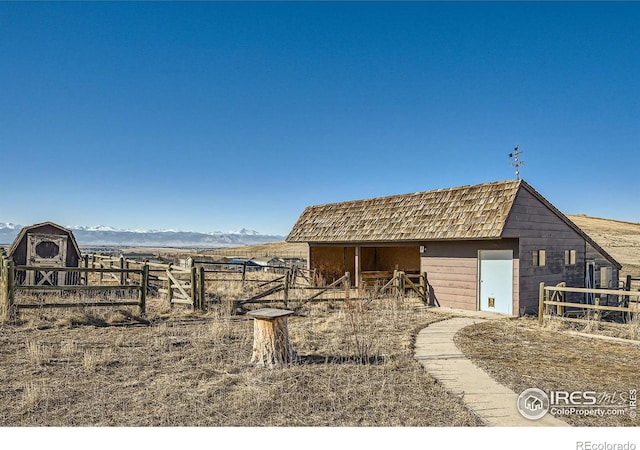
left=509, top=145, right=524, bottom=180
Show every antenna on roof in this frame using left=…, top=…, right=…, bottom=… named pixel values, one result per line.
left=508, top=145, right=524, bottom=180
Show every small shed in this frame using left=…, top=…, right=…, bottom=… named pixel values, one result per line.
left=8, top=221, right=82, bottom=286
left=287, top=180, right=621, bottom=316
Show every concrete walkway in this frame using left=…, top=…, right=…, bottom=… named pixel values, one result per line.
left=414, top=316, right=568, bottom=426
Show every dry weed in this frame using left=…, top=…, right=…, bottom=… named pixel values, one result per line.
left=22, top=382, right=48, bottom=409
left=25, top=340, right=51, bottom=366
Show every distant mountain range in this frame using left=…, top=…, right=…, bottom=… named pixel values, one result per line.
left=0, top=222, right=285, bottom=248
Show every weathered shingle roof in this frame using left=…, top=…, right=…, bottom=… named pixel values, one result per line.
left=287, top=180, right=522, bottom=243
left=8, top=221, right=82, bottom=258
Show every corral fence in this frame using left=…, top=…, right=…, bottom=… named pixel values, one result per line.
left=538, top=281, right=640, bottom=326
left=1, top=252, right=149, bottom=321
left=2, top=251, right=433, bottom=321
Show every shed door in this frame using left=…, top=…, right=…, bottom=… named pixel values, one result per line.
left=25, top=233, right=68, bottom=285
left=479, top=250, right=513, bottom=315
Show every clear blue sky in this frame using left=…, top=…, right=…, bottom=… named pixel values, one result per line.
left=2, top=1, right=639, bottom=236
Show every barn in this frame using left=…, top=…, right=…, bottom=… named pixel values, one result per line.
left=286, top=180, right=621, bottom=316
left=7, top=221, right=83, bottom=286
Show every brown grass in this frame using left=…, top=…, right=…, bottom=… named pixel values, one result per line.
left=455, top=317, right=640, bottom=426
left=568, top=214, right=640, bottom=278
left=0, top=295, right=480, bottom=426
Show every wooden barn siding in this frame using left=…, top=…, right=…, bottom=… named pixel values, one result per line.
left=502, top=189, right=587, bottom=312
left=375, top=246, right=420, bottom=272
left=420, top=239, right=518, bottom=312
left=310, top=244, right=421, bottom=285
left=11, top=224, right=81, bottom=285
left=309, top=246, right=355, bottom=284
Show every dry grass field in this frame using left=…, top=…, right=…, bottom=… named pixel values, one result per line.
left=0, top=296, right=482, bottom=426
left=568, top=214, right=640, bottom=277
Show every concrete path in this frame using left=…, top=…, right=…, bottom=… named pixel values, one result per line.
left=414, top=316, right=568, bottom=426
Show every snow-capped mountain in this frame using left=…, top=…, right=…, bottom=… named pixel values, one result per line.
left=0, top=222, right=285, bottom=248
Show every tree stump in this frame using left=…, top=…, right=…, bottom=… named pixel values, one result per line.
left=247, top=308, right=295, bottom=367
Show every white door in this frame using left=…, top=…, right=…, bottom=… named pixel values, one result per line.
left=479, top=250, right=513, bottom=315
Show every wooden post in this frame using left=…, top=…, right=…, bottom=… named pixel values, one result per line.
left=198, top=266, right=206, bottom=310
left=119, top=256, right=126, bottom=286
left=139, top=263, right=148, bottom=316
left=538, top=282, right=545, bottom=325
left=242, top=262, right=247, bottom=283
left=248, top=308, right=295, bottom=367
left=190, top=265, right=197, bottom=310
left=354, top=246, right=361, bottom=289
left=397, top=271, right=405, bottom=297
left=420, top=272, right=428, bottom=304
left=283, top=270, right=290, bottom=307
left=6, top=259, right=15, bottom=321
left=393, top=270, right=398, bottom=294
left=594, top=298, right=601, bottom=322
left=167, top=266, right=174, bottom=307
left=1, top=257, right=7, bottom=322
left=344, top=272, right=350, bottom=301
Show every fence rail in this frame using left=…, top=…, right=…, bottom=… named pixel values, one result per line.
left=538, top=282, right=640, bottom=325
left=1, top=254, right=149, bottom=321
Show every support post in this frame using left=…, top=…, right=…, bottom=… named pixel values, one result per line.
left=198, top=266, right=206, bottom=310
left=167, top=267, right=174, bottom=307
left=242, top=262, right=247, bottom=283
left=248, top=308, right=295, bottom=367
left=344, top=272, right=350, bottom=301
left=190, top=265, right=197, bottom=310
left=354, top=246, right=361, bottom=289
left=139, top=263, right=148, bottom=316
left=538, top=282, right=545, bottom=325
left=1, top=257, right=8, bottom=322
left=420, top=272, right=428, bottom=304
left=283, top=270, right=290, bottom=307
left=120, top=256, right=126, bottom=286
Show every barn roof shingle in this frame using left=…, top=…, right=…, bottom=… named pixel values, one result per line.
left=287, top=180, right=522, bottom=243
left=286, top=180, right=621, bottom=269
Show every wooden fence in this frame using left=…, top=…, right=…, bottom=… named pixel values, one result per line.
left=2, top=251, right=434, bottom=322
left=538, top=282, right=640, bottom=326
left=91, top=255, right=206, bottom=310
left=1, top=253, right=149, bottom=321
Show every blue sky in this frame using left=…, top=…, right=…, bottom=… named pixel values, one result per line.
left=1, top=1, right=639, bottom=236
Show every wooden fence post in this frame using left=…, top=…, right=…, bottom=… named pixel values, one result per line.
left=397, top=271, right=405, bottom=297
left=167, top=265, right=174, bottom=307
left=538, top=282, right=545, bottom=325
left=139, top=263, right=148, bottom=316
left=344, top=272, right=350, bottom=301
left=190, top=265, right=197, bottom=310
left=283, top=269, right=290, bottom=307
left=1, top=257, right=7, bottom=322
left=4, top=259, right=16, bottom=322
left=119, top=256, right=126, bottom=286
left=242, top=262, right=247, bottom=283
left=420, top=272, right=428, bottom=304
left=198, top=266, right=206, bottom=310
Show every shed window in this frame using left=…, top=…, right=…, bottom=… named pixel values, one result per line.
left=564, top=250, right=576, bottom=265
left=533, top=250, right=546, bottom=267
